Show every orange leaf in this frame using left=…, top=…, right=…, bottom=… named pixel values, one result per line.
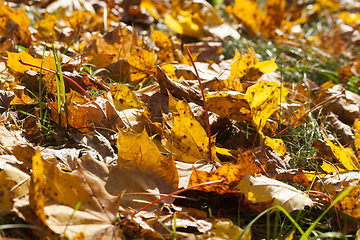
left=188, top=163, right=243, bottom=194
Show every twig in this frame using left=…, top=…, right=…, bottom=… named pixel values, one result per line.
left=305, top=190, right=341, bottom=232
left=183, top=44, right=213, bottom=164
left=121, top=179, right=225, bottom=223
left=272, top=91, right=344, bottom=138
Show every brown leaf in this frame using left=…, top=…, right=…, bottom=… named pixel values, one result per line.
left=85, top=22, right=138, bottom=64
left=0, top=155, right=30, bottom=215
left=156, top=66, right=203, bottom=106
left=27, top=150, right=124, bottom=239
left=49, top=97, right=127, bottom=138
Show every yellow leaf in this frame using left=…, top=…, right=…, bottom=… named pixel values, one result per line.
left=37, top=12, right=58, bottom=40
left=321, top=161, right=345, bottom=172
left=163, top=114, right=218, bottom=163
left=164, top=13, right=184, bottom=34
left=339, top=11, right=360, bottom=25
left=216, top=146, right=233, bottom=157
left=161, top=64, right=178, bottom=81
left=6, top=51, right=55, bottom=74
left=66, top=89, right=89, bottom=104
left=211, top=75, right=244, bottom=93
left=325, top=138, right=360, bottom=171
left=205, top=92, right=251, bottom=122
left=188, top=163, right=243, bottom=194
left=230, top=50, right=259, bottom=78
left=10, top=85, right=35, bottom=105
left=245, top=80, right=287, bottom=133
left=141, top=0, right=161, bottom=20
left=254, top=57, right=278, bottom=73
left=110, top=84, right=145, bottom=110
left=126, top=48, right=156, bottom=83
left=30, top=149, right=124, bottom=239
left=168, top=92, right=194, bottom=119
left=354, top=118, right=360, bottom=156
left=181, top=52, right=200, bottom=65
left=226, top=0, right=265, bottom=35
left=264, top=136, right=287, bottom=156
left=105, top=130, right=178, bottom=209
left=85, top=23, right=138, bottom=63
left=29, top=150, right=47, bottom=222
left=210, top=218, right=251, bottom=239
left=152, top=29, right=176, bottom=63
left=0, top=2, right=30, bottom=45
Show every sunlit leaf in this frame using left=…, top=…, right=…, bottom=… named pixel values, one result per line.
left=188, top=163, right=243, bottom=194
left=110, top=84, right=145, bottom=110
left=205, top=91, right=251, bottom=122
left=163, top=114, right=218, bottom=163
left=37, top=12, right=58, bottom=40
left=236, top=173, right=313, bottom=213
left=29, top=150, right=125, bottom=239
left=7, top=51, right=55, bottom=74
left=245, top=79, right=288, bottom=133
left=105, top=130, right=178, bottom=209
left=152, top=29, right=176, bottom=63
left=325, top=138, right=360, bottom=171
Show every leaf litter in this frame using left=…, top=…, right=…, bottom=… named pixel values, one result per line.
left=1, top=0, right=360, bottom=239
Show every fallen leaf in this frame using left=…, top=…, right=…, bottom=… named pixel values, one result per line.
left=205, top=91, right=251, bottom=123
left=105, top=130, right=178, bottom=210
left=188, top=163, right=242, bottom=194
left=49, top=97, right=127, bottom=138
left=0, top=156, right=30, bottom=215
left=245, top=79, right=288, bottom=133
left=236, top=173, right=313, bottom=213
left=325, top=138, right=360, bottom=170
left=6, top=51, right=55, bottom=75
left=163, top=113, right=218, bottom=163
left=110, top=84, right=146, bottom=110
left=28, top=150, right=125, bottom=239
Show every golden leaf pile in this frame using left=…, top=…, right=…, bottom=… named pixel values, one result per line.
left=2, top=0, right=360, bottom=239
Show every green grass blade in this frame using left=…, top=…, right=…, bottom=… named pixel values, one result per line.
left=300, top=186, right=354, bottom=240
left=238, top=205, right=305, bottom=240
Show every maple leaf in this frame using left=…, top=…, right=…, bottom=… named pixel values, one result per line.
left=105, top=130, right=178, bottom=210
left=236, top=173, right=313, bottom=213
left=164, top=0, right=222, bottom=38
left=226, top=0, right=285, bottom=38
left=26, top=150, right=125, bottom=239
left=48, top=96, right=127, bottom=137
left=6, top=51, right=55, bottom=75
left=188, top=163, right=243, bottom=194
left=205, top=91, right=251, bottom=123
left=37, top=12, right=58, bottom=40
left=163, top=113, right=218, bottom=163
left=0, top=2, right=31, bottom=46
left=151, top=28, right=176, bottom=63
left=245, top=79, right=288, bottom=134
left=0, top=156, right=30, bottom=215
left=325, top=138, right=360, bottom=171
left=110, top=84, right=145, bottom=110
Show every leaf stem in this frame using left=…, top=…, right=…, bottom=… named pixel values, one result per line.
left=272, top=91, right=344, bottom=138
left=183, top=44, right=213, bottom=164
left=19, top=59, right=94, bottom=101
left=123, top=179, right=225, bottom=222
